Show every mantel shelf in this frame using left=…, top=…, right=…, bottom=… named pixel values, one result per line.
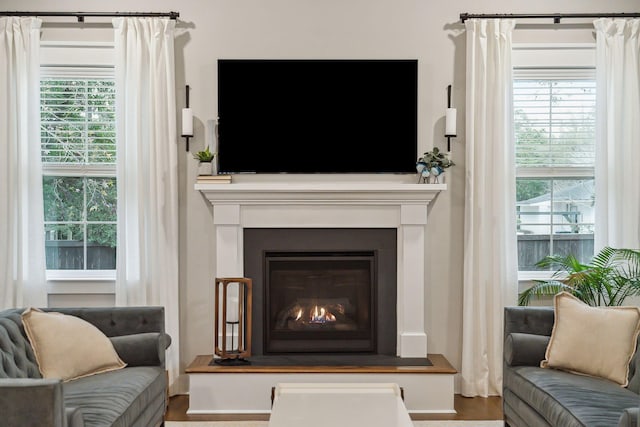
left=195, top=182, right=446, bottom=205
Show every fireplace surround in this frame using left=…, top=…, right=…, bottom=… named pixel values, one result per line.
left=197, top=180, right=445, bottom=358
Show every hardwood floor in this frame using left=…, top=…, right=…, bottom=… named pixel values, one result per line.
left=166, top=394, right=503, bottom=422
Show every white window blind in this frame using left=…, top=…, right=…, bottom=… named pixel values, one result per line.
left=40, top=78, right=116, bottom=165
left=514, top=79, right=596, bottom=168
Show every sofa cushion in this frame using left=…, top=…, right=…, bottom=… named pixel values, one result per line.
left=541, top=292, right=640, bottom=386
left=506, top=365, right=640, bottom=427
left=22, top=308, right=126, bottom=381
left=503, top=389, right=553, bottom=427
left=63, top=366, right=166, bottom=427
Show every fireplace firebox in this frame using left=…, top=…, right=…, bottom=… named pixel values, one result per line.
left=244, top=228, right=397, bottom=357
left=265, top=251, right=376, bottom=353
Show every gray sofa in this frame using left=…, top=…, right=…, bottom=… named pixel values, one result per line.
left=0, top=307, right=171, bottom=427
left=503, top=306, right=640, bottom=427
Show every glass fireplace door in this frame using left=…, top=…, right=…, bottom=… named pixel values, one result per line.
left=264, top=251, right=376, bottom=354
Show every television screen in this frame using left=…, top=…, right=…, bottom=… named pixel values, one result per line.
left=217, top=59, right=417, bottom=174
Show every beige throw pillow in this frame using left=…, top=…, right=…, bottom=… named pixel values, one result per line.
left=541, top=292, right=640, bottom=386
left=22, top=308, right=126, bottom=381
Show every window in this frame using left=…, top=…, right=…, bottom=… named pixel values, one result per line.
left=514, top=74, right=596, bottom=273
left=41, top=75, right=117, bottom=275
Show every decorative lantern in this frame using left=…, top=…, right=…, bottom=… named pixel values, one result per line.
left=214, top=277, right=252, bottom=365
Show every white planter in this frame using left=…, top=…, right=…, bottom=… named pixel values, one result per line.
left=197, top=161, right=213, bottom=176
left=431, top=171, right=445, bottom=184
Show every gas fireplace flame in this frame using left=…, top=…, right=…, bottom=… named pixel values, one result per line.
left=310, top=305, right=336, bottom=324
left=278, top=302, right=355, bottom=331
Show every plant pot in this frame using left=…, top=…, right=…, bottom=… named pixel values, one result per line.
left=197, top=161, right=213, bottom=176
left=430, top=166, right=444, bottom=184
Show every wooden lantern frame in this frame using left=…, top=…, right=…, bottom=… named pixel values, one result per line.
left=214, top=277, right=252, bottom=364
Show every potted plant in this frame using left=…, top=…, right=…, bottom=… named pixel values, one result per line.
left=193, top=146, right=215, bottom=175
left=518, top=246, right=640, bottom=306
left=416, top=147, right=454, bottom=183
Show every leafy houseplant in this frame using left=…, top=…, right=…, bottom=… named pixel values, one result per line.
left=416, top=147, right=454, bottom=183
left=193, top=146, right=216, bottom=175
left=193, top=146, right=215, bottom=162
left=518, top=246, right=640, bottom=306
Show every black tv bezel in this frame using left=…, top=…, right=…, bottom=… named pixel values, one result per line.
left=216, top=58, right=418, bottom=174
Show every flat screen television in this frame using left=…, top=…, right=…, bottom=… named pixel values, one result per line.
left=217, top=59, right=418, bottom=174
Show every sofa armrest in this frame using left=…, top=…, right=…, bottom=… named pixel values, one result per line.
left=617, top=407, right=639, bottom=427
left=0, top=378, right=67, bottom=427
left=504, top=306, right=555, bottom=338
left=504, top=332, right=550, bottom=367
left=110, top=332, right=172, bottom=367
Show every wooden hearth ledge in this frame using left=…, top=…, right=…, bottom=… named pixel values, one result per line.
left=186, top=354, right=456, bottom=374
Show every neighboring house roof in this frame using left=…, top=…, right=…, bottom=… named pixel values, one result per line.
left=518, top=180, right=595, bottom=205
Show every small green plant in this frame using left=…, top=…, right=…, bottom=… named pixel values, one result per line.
left=416, top=147, right=455, bottom=182
left=417, top=147, right=455, bottom=170
left=518, top=247, right=640, bottom=306
left=193, top=146, right=215, bottom=162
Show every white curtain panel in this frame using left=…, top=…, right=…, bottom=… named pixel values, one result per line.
left=113, top=17, right=180, bottom=394
left=462, top=19, right=518, bottom=397
left=594, top=19, right=640, bottom=250
left=0, top=17, right=47, bottom=309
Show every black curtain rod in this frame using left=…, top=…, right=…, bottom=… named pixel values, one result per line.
left=0, top=11, right=179, bottom=23
left=460, top=12, right=640, bottom=24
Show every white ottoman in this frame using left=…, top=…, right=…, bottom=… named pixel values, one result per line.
left=269, top=383, right=414, bottom=427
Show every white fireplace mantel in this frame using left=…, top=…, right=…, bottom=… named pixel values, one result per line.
left=195, top=182, right=445, bottom=204
left=197, top=181, right=445, bottom=358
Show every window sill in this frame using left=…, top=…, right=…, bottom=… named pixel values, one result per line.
left=46, top=270, right=115, bottom=295
left=46, top=270, right=115, bottom=281
left=518, top=271, right=558, bottom=282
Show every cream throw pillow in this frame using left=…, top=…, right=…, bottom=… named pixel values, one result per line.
left=541, top=292, right=640, bottom=386
left=22, top=308, right=126, bottom=381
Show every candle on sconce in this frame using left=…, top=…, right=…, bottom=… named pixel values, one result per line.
left=181, top=107, right=193, bottom=137
left=445, top=107, right=457, bottom=137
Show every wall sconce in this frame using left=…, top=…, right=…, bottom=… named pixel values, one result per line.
left=445, top=84, right=457, bottom=152
left=181, top=85, right=193, bottom=152
left=214, top=277, right=252, bottom=365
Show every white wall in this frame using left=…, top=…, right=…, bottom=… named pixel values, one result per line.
left=5, top=0, right=638, bottom=394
